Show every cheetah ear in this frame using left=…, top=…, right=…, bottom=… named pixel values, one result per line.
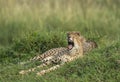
left=67, top=31, right=70, bottom=35
left=76, top=32, right=80, bottom=36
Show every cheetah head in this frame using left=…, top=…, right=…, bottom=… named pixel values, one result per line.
left=67, top=31, right=84, bottom=50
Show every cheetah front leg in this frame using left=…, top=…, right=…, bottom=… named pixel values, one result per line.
left=36, top=64, right=60, bottom=76
left=19, top=56, right=54, bottom=75
left=19, top=63, right=48, bottom=75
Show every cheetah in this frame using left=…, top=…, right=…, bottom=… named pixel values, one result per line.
left=83, top=39, right=97, bottom=53
left=19, top=31, right=97, bottom=76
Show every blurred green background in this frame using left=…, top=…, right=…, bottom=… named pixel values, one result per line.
left=0, top=0, right=119, bottom=46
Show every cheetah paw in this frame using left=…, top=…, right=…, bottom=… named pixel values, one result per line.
left=36, top=70, right=46, bottom=76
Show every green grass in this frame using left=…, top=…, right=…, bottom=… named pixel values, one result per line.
left=0, top=42, right=120, bottom=82
left=0, top=0, right=120, bottom=82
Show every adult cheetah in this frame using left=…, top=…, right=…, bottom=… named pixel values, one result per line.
left=19, top=31, right=97, bottom=76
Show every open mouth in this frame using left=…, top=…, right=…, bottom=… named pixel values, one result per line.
left=68, top=39, right=74, bottom=50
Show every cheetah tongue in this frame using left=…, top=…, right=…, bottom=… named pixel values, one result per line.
left=68, top=45, right=73, bottom=50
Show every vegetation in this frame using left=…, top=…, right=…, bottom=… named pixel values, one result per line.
left=0, top=0, right=120, bottom=82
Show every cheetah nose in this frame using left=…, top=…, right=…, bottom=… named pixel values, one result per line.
left=69, top=38, right=73, bottom=41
